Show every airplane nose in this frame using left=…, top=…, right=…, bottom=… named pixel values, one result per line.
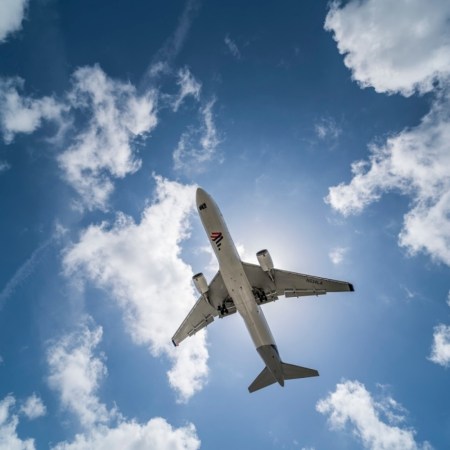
left=196, top=187, right=207, bottom=204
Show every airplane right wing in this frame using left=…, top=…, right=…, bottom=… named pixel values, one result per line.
left=172, top=271, right=236, bottom=346
left=242, top=262, right=354, bottom=305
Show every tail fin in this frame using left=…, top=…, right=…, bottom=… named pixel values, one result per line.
left=282, top=362, right=319, bottom=379
left=248, top=367, right=277, bottom=393
left=248, top=363, right=319, bottom=393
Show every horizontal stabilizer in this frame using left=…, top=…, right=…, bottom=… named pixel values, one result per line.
left=248, top=367, right=277, bottom=393
left=282, top=362, right=319, bottom=379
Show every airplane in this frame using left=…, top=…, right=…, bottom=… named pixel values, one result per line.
left=172, top=188, right=354, bottom=393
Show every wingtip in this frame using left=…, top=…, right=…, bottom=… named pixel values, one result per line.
left=172, top=339, right=178, bottom=347
left=348, top=283, right=355, bottom=292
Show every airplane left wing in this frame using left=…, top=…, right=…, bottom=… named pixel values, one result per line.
left=172, top=271, right=236, bottom=346
left=242, top=262, right=354, bottom=305
left=171, top=295, right=217, bottom=346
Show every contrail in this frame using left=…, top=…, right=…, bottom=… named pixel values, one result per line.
left=0, top=237, right=55, bottom=310
left=142, top=0, right=201, bottom=86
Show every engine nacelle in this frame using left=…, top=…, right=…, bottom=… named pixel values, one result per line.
left=256, top=249, right=274, bottom=273
left=193, top=272, right=208, bottom=296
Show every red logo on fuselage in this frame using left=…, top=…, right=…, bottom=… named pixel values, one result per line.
left=210, top=232, right=223, bottom=250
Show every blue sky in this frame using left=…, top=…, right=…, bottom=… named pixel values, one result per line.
left=0, top=0, right=449, bottom=448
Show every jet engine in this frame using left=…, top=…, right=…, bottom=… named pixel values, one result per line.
left=257, top=249, right=274, bottom=274
left=193, top=272, right=208, bottom=295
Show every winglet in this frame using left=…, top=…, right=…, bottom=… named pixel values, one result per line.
left=172, top=339, right=178, bottom=347
left=348, top=283, right=355, bottom=292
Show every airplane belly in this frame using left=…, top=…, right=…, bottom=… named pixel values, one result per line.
left=196, top=187, right=277, bottom=352
left=240, top=302, right=276, bottom=349
left=221, top=267, right=276, bottom=349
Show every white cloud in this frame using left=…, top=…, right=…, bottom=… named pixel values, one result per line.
left=172, top=67, right=201, bottom=112
left=58, top=65, right=158, bottom=210
left=0, top=160, right=10, bottom=172
left=47, top=322, right=112, bottom=428
left=315, top=117, right=341, bottom=141
left=0, top=395, right=36, bottom=450
left=326, top=90, right=450, bottom=266
left=47, top=317, right=201, bottom=450
left=173, top=99, right=220, bottom=172
left=428, top=324, right=450, bottom=367
left=62, top=176, right=209, bottom=402
left=0, top=0, right=28, bottom=43
left=224, top=35, right=241, bottom=59
left=0, top=77, right=65, bottom=144
left=20, top=394, right=46, bottom=420
left=0, top=65, right=158, bottom=211
left=316, top=380, right=432, bottom=450
left=325, top=0, right=450, bottom=96
left=329, top=246, right=347, bottom=265
left=52, top=418, right=200, bottom=450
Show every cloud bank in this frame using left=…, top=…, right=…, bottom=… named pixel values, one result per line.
left=47, top=323, right=112, bottom=428
left=46, top=320, right=200, bottom=449
left=0, top=395, right=36, bottom=450
left=317, top=380, right=432, bottom=450
left=0, top=66, right=158, bottom=211
left=63, top=176, right=209, bottom=402
left=326, top=90, right=450, bottom=265
left=0, top=62, right=221, bottom=210
left=0, top=77, right=65, bottom=144
left=325, top=0, right=450, bottom=96
left=325, top=0, right=450, bottom=267
left=0, top=0, right=28, bottom=44
left=58, top=65, right=158, bottom=211
left=53, top=419, right=200, bottom=450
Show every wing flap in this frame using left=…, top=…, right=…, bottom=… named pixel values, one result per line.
left=284, top=288, right=326, bottom=298
left=187, top=313, right=215, bottom=337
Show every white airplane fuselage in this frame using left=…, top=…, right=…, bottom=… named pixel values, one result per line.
left=196, top=188, right=285, bottom=385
